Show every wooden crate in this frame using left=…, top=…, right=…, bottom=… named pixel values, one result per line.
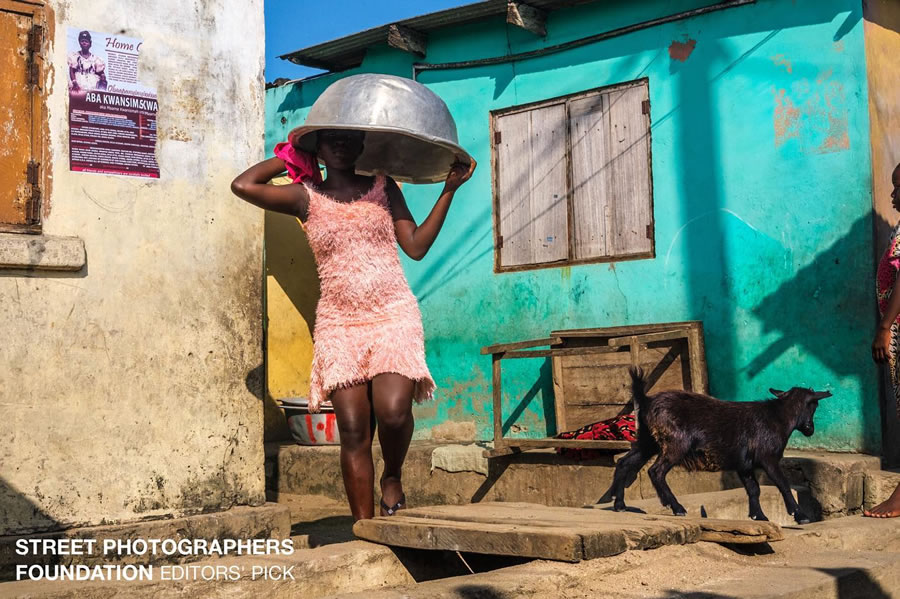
left=551, top=321, right=708, bottom=432
left=482, top=321, right=708, bottom=458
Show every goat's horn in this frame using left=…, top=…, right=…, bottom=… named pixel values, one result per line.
left=769, top=388, right=785, bottom=397
left=813, top=391, right=832, bottom=399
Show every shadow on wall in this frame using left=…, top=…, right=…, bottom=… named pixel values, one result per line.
left=748, top=213, right=881, bottom=451
left=246, top=363, right=291, bottom=443
left=501, top=358, right=556, bottom=437
left=0, top=477, right=62, bottom=537
left=265, top=210, right=319, bottom=331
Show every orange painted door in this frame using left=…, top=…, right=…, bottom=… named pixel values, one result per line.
left=0, top=6, right=34, bottom=225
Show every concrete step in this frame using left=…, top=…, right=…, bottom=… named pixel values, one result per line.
left=267, top=441, right=880, bottom=520
left=781, top=513, right=900, bottom=553
left=267, top=441, right=747, bottom=509
left=599, top=485, right=809, bottom=526
left=864, top=469, right=900, bottom=511
left=0, top=540, right=416, bottom=598
left=268, top=491, right=355, bottom=549
left=0, top=503, right=290, bottom=582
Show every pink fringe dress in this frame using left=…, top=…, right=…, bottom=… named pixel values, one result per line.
left=302, top=175, right=435, bottom=412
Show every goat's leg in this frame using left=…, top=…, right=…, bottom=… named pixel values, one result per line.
left=737, top=469, right=767, bottom=521
left=760, top=460, right=810, bottom=524
left=648, top=456, right=686, bottom=516
left=599, top=446, right=655, bottom=511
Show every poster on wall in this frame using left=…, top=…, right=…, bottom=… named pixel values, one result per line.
left=67, top=28, right=159, bottom=178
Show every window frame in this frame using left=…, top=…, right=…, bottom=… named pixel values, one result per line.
left=490, top=78, right=655, bottom=273
left=0, top=0, right=47, bottom=235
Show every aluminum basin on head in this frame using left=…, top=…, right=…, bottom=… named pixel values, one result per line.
left=288, top=73, right=472, bottom=185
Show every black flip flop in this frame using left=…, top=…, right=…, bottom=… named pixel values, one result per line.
left=379, top=493, right=406, bottom=516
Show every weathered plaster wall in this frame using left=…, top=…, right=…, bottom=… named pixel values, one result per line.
left=266, top=0, right=879, bottom=451
left=863, top=0, right=900, bottom=463
left=0, top=0, right=267, bottom=534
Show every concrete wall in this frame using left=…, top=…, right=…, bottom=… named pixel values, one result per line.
left=265, top=0, right=880, bottom=451
left=0, top=0, right=267, bottom=535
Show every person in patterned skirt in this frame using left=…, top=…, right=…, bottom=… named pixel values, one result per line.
left=870, top=162, right=900, bottom=518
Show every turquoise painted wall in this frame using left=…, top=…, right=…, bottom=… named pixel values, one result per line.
left=266, top=0, right=879, bottom=452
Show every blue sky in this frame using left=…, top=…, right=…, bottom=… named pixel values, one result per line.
left=265, top=0, right=474, bottom=82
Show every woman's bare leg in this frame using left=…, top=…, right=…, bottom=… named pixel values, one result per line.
left=330, top=383, right=376, bottom=521
left=371, top=373, right=415, bottom=513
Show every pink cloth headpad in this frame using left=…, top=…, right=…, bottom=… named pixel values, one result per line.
left=273, top=142, right=323, bottom=185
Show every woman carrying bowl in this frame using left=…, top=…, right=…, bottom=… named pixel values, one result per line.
left=870, top=162, right=900, bottom=519
left=232, top=125, right=474, bottom=521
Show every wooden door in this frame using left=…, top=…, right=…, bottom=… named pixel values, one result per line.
left=0, top=5, right=36, bottom=226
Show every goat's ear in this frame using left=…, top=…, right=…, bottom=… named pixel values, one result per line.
left=769, top=388, right=785, bottom=397
left=811, top=390, right=832, bottom=400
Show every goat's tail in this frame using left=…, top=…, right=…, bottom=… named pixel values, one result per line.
left=629, top=367, right=653, bottom=414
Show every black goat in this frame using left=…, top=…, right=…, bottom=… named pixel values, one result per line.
left=599, top=368, right=831, bottom=524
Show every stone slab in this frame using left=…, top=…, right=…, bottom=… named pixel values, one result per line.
left=431, top=444, right=490, bottom=476
left=355, top=515, right=590, bottom=562
left=694, top=518, right=783, bottom=543
left=0, top=234, right=85, bottom=271
left=355, top=501, right=783, bottom=560
left=781, top=451, right=881, bottom=518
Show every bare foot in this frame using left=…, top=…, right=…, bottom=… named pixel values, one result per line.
left=379, top=475, right=406, bottom=516
left=864, top=482, right=900, bottom=518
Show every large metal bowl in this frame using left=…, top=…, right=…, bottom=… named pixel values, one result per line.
left=288, top=74, right=472, bottom=184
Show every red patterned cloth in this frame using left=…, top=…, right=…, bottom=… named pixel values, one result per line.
left=555, top=414, right=636, bottom=460
left=877, top=224, right=900, bottom=418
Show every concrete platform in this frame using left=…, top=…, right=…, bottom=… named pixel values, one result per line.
left=331, top=516, right=900, bottom=599
left=267, top=441, right=880, bottom=520
left=4, top=510, right=899, bottom=598
left=598, top=486, right=806, bottom=526
left=0, top=540, right=415, bottom=599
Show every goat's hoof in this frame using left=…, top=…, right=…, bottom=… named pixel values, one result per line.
left=672, top=507, right=687, bottom=517
left=750, top=513, right=769, bottom=522
left=612, top=502, right=627, bottom=512
left=794, top=512, right=811, bottom=525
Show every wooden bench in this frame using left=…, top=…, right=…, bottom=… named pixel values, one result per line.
left=482, top=321, right=708, bottom=458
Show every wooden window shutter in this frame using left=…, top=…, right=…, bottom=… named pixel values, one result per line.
left=495, top=104, right=568, bottom=267
left=570, top=82, right=652, bottom=259
left=0, top=4, right=41, bottom=228
left=570, top=93, right=611, bottom=260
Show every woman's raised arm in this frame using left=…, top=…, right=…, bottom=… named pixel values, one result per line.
left=389, top=159, right=476, bottom=261
left=231, top=157, right=311, bottom=219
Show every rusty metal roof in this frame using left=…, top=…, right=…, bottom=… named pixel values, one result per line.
left=278, top=0, right=598, bottom=72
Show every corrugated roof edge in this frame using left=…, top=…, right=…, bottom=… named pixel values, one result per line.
left=278, top=0, right=595, bottom=71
